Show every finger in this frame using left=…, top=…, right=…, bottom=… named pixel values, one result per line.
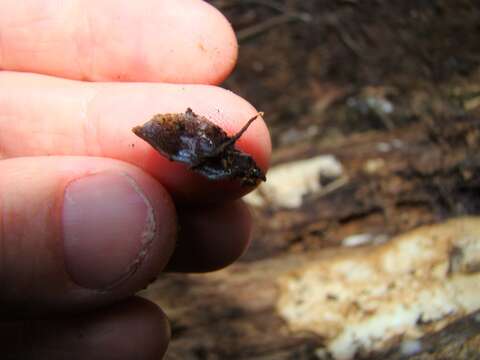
left=0, top=72, right=271, bottom=201
left=0, top=297, right=170, bottom=360
left=166, top=200, right=252, bottom=273
left=0, top=156, right=176, bottom=313
left=0, top=0, right=237, bottom=84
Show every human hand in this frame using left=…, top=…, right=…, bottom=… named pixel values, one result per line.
left=0, top=1, right=271, bottom=359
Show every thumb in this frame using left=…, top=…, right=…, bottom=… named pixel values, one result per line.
left=0, top=156, right=176, bottom=314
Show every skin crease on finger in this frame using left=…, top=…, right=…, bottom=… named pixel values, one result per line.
left=0, top=0, right=238, bottom=84
left=0, top=72, right=272, bottom=201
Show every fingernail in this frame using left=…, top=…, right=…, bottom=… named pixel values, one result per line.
left=63, top=172, right=156, bottom=290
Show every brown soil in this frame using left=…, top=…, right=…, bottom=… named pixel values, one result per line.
left=216, top=0, right=480, bottom=149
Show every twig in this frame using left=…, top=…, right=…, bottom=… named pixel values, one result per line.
left=326, top=16, right=364, bottom=59
left=236, top=14, right=301, bottom=42
left=212, top=0, right=290, bottom=12
left=211, top=0, right=312, bottom=42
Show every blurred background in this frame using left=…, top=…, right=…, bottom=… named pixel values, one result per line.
left=143, top=1, right=480, bottom=359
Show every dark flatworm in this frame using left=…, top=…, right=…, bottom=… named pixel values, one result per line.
left=132, top=108, right=266, bottom=186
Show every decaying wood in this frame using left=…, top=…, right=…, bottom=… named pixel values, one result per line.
left=246, top=116, right=480, bottom=261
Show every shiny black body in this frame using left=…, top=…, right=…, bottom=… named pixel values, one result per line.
left=132, top=108, right=266, bottom=186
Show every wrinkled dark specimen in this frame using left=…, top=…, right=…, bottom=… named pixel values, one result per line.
left=132, top=108, right=266, bottom=186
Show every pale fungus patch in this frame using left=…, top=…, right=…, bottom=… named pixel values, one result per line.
left=277, top=217, right=480, bottom=359
left=244, top=155, right=344, bottom=208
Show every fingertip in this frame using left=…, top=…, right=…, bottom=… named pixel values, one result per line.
left=90, top=82, right=271, bottom=202
left=197, top=0, right=239, bottom=84
left=85, top=0, right=239, bottom=84
left=0, top=0, right=238, bottom=83
left=166, top=200, right=252, bottom=272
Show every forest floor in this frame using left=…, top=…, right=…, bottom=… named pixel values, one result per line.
left=143, top=1, right=480, bottom=359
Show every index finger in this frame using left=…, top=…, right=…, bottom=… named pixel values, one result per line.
left=0, top=72, right=271, bottom=202
left=0, top=0, right=237, bottom=84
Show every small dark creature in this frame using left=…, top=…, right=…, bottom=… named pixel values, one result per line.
left=132, top=108, right=266, bottom=186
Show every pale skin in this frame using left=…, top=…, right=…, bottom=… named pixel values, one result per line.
left=0, top=1, right=271, bottom=359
